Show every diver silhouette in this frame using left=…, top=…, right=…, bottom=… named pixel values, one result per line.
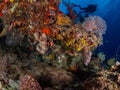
left=72, top=4, right=97, bottom=17
left=79, top=4, right=97, bottom=13
left=79, top=4, right=97, bottom=18
left=62, top=1, right=97, bottom=22
left=72, top=4, right=97, bottom=22
left=69, top=4, right=97, bottom=18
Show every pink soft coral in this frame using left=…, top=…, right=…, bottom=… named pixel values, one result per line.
left=20, top=74, right=42, bottom=90
left=82, top=47, right=92, bottom=66
left=82, top=16, right=107, bottom=37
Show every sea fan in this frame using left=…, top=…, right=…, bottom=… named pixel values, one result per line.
left=82, top=16, right=107, bottom=37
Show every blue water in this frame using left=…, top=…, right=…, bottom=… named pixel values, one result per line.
left=59, top=0, right=120, bottom=60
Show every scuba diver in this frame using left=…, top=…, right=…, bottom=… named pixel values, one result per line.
left=79, top=4, right=97, bottom=13
left=62, top=0, right=97, bottom=22
left=73, top=4, right=97, bottom=17
left=72, top=4, right=97, bottom=13
left=73, top=4, right=97, bottom=22
left=69, top=4, right=97, bottom=20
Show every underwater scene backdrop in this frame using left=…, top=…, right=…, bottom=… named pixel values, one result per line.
left=0, top=0, right=120, bottom=90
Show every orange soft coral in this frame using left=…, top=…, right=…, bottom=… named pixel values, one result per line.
left=41, top=27, right=51, bottom=36
left=0, top=12, right=2, bottom=17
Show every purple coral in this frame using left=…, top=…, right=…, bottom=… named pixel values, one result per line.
left=82, top=16, right=107, bottom=37
left=83, top=47, right=92, bottom=66
left=20, top=74, right=42, bottom=90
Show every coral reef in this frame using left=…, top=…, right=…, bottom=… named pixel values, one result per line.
left=0, top=0, right=109, bottom=90
left=0, top=0, right=107, bottom=69
left=97, top=52, right=106, bottom=63
left=84, top=70, right=120, bottom=90
left=20, top=74, right=42, bottom=90
left=5, top=29, right=25, bottom=47
left=0, top=47, right=81, bottom=89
